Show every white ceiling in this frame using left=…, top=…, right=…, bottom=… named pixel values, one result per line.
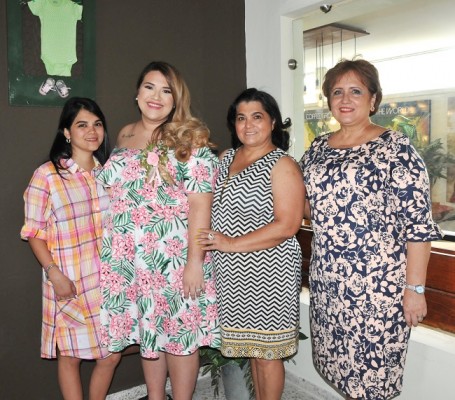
left=302, top=0, right=455, bottom=60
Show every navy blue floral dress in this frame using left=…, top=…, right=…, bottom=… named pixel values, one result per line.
left=300, top=130, right=441, bottom=399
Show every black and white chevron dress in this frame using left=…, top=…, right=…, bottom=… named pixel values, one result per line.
left=211, top=148, right=302, bottom=360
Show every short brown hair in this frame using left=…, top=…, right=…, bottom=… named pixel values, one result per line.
left=322, top=59, right=382, bottom=116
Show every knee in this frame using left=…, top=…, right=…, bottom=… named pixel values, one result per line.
left=97, top=352, right=122, bottom=369
left=59, top=355, right=82, bottom=369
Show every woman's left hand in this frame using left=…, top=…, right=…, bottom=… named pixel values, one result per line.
left=197, top=229, right=232, bottom=252
left=403, top=290, right=427, bottom=327
left=182, top=262, right=205, bottom=300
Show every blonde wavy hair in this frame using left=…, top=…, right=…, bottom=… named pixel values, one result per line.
left=136, top=61, right=215, bottom=161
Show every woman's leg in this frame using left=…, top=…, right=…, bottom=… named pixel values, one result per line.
left=88, top=352, right=122, bottom=400
left=141, top=352, right=169, bottom=400
left=166, top=351, right=200, bottom=400
left=57, top=352, right=83, bottom=400
left=250, top=358, right=284, bottom=400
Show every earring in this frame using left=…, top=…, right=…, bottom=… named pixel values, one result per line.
left=66, top=138, right=71, bottom=143
left=135, top=97, right=138, bottom=101
left=370, top=105, right=375, bottom=112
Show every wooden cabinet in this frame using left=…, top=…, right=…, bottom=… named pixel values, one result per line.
left=296, top=228, right=455, bottom=334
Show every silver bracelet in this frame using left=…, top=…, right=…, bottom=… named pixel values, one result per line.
left=44, top=262, right=58, bottom=279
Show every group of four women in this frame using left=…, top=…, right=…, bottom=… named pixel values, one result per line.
left=21, top=59, right=440, bottom=400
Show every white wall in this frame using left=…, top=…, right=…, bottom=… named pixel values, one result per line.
left=245, top=0, right=320, bottom=157
left=245, top=0, right=320, bottom=102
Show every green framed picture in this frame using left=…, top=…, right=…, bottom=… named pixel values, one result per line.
left=7, top=0, right=95, bottom=107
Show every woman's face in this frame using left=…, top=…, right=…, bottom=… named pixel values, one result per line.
left=64, top=109, right=105, bottom=158
left=234, top=101, right=275, bottom=148
left=137, top=70, right=174, bottom=124
left=329, top=71, right=376, bottom=127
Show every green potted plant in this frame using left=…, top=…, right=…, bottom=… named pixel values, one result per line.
left=199, top=331, right=308, bottom=399
left=199, top=347, right=253, bottom=399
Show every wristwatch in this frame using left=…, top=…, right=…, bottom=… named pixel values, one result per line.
left=405, top=283, right=425, bottom=294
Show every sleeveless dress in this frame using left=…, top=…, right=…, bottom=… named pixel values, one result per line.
left=96, top=146, right=221, bottom=358
left=211, top=148, right=302, bottom=360
left=301, top=130, right=442, bottom=399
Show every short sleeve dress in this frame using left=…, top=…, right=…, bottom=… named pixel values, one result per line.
left=97, top=146, right=220, bottom=358
left=211, top=148, right=302, bottom=360
left=301, top=130, right=442, bottom=399
left=21, top=159, right=110, bottom=360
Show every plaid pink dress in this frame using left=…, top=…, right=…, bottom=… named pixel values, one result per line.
left=21, top=159, right=110, bottom=359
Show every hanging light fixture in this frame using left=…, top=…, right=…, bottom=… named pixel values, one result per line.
left=303, top=23, right=369, bottom=107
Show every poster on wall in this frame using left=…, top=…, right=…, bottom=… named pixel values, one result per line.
left=6, top=0, right=95, bottom=107
left=371, top=100, right=431, bottom=148
left=439, top=96, right=455, bottom=238
left=303, top=108, right=335, bottom=149
left=303, top=100, right=431, bottom=149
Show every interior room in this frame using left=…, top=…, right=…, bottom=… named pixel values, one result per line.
left=1, top=0, right=454, bottom=399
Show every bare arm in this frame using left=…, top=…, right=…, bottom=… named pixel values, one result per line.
left=28, top=237, right=77, bottom=300
left=403, top=241, right=431, bottom=327
left=183, top=192, right=212, bottom=299
left=303, top=193, right=311, bottom=220
left=199, top=156, right=305, bottom=252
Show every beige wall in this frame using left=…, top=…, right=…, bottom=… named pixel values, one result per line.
left=0, top=1, right=246, bottom=398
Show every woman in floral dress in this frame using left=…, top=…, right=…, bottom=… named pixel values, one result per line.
left=300, top=59, right=442, bottom=400
left=97, top=61, right=220, bottom=400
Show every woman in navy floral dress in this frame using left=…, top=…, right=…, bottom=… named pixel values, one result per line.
left=300, top=59, right=442, bottom=399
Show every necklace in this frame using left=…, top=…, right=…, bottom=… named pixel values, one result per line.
left=220, top=174, right=231, bottom=201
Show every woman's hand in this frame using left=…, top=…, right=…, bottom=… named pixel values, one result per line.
left=182, top=262, right=205, bottom=300
left=197, top=229, right=233, bottom=252
left=403, top=290, right=427, bottom=327
left=404, top=241, right=431, bottom=327
left=48, top=268, right=77, bottom=301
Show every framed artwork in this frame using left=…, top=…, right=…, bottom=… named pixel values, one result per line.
left=371, top=100, right=431, bottom=148
left=303, top=108, right=333, bottom=149
left=303, top=100, right=431, bottom=149
left=7, top=0, right=95, bottom=107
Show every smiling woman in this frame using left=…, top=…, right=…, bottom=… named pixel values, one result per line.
left=96, top=61, right=220, bottom=400
left=63, top=109, right=106, bottom=171
left=201, top=88, right=305, bottom=400
left=300, top=58, right=442, bottom=400
left=20, top=97, right=121, bottom=399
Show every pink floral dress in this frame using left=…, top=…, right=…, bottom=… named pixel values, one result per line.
left=300, top=130, right=442, bottom=399
left=97, top=146, right=220, bottom=358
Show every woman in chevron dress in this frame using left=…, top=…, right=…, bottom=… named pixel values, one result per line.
left=199, top=88, right=305, bottom=400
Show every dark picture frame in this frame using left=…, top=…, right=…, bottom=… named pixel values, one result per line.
left=7, top=0, right=95, bottom=107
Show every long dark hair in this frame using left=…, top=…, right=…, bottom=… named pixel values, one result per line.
left=50, top=97, right=111, bottom=175
left=227, top=88, right=292, bottom=151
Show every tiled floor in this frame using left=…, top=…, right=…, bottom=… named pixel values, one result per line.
left=107, top=370, right=340, bottom=400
